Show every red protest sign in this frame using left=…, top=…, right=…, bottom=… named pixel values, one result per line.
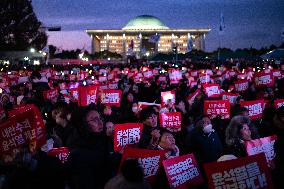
left=204, top=100, right=230, bottom=119
left=254, top=72, right=274, bottom=87
left=169, top=69, right=183, bottom=84
left=272, top=69, right=282, bottom=80
left=0, top=105, right=46, bottom=155
left=163, top=153, right=204, bottom=189
left=228, top=70, right=237, bottom=77
left=204, top=153, right=273, bottom=189
left=222, top=92, right=238, bottom=105
left=159, top=112, right=182, bottom=132
left=159, top=76, right=167, bottom=82
left=120, top=147, right=165, bottom=183
left=78, top=86, right=98, bottom=106
left=199, top=74, right=210, bottom=84
left=245, top=135, right=277, bottom=165
left=240, top=100, right=265, bottom=119
left=190, top=70, right=198, bottom=78
left=143, top=70, right=153, bottom=79
left=234, top=80, right=249, bottom=92
left=188, top=89, right=201, bottom=103
left=43, top=89, right=58, bottom=100
left=161, top=91, right=176, bottom=107
left=237, top=73, right=247, bottom=80
left=99, top=76, right=107, bottom=82
left=108, top=82, right=118, bottom=89
left=68, top=82, right=80, bottom=89
left=138, top=102, right=161, bottom=110
left=48, top=147, right=70, bottom=163
left=274, top=99, right=284, bottom=109
left=203, top=84, right=221, bottom=98
left=114, top=123, right=143, bottom=152
left=100, top=89, right=122, bottom=107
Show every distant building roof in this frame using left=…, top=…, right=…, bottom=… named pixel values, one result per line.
left=122, top=15, right=169, bottom=30
left=261, top=49, right=284, bottom=60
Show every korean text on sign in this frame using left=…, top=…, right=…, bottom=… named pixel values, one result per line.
left=48, top=147, right=70, bottom=163
left=159, top=112, right=182, bottom=132
left=114, top=123, right=143, bottom=152
left=240, top=100, right=264, bottom=120
left=163, top=153, right=204, bottom=189
left=245, top=135, right=277, bottom=165
left=120, top=147, right=165, bottom=183
left=204, top=100, right=230, bottom=119
left=100, top=89, right=122, bottom=107
left=204, top=153, right=273, bottom=189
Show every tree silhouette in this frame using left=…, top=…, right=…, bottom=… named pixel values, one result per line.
left=0, top=0, right=47, bottom=51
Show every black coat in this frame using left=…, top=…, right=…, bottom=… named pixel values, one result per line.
left=189, top=129, right=223, bottom=163
left=65, top=133, right=109, bottom=189
left=138, top=125, right=155, bottom=149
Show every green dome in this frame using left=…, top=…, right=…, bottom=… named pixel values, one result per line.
left=122, top=15, right=169, bottom=30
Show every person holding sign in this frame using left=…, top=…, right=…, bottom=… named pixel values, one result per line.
left=225, top=115, right=259, bottom=157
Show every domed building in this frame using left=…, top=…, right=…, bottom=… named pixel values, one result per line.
left=86, top=15, right=210, bottom=56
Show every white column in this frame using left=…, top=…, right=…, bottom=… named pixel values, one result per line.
left=106, top=33, right=110, bottom=51
left=122, top=33, right=126, bottom=56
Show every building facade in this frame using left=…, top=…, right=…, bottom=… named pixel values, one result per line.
left=86, top=15, right=210, bottom=56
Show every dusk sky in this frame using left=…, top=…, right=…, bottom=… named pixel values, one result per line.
left=32, top=0, right=284, bottom=52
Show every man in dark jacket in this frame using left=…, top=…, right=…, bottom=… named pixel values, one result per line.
left=189, top=116, right=223, bottom=163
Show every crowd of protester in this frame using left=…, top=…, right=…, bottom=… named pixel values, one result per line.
left=0, top=59, right=284, bottom=189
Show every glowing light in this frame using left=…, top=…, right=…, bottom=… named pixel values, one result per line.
left=3, top=61, right=9, bottom=65
left=165, top=61, right=167, bottom=65
left=79, top=52, right=84, bottom=59
left=33, top=60, right=40, bottom=65
left=83, top=81, right=87, bottom=86
left=30, top=48, right=35, bottom=53
left=24, top=57, right=29, bottom=61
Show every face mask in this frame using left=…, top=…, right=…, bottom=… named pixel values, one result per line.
left=203, top=124, right=213, bottom=134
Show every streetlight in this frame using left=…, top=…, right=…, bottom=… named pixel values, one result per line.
left=30, top=48, right=35, bottom=53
